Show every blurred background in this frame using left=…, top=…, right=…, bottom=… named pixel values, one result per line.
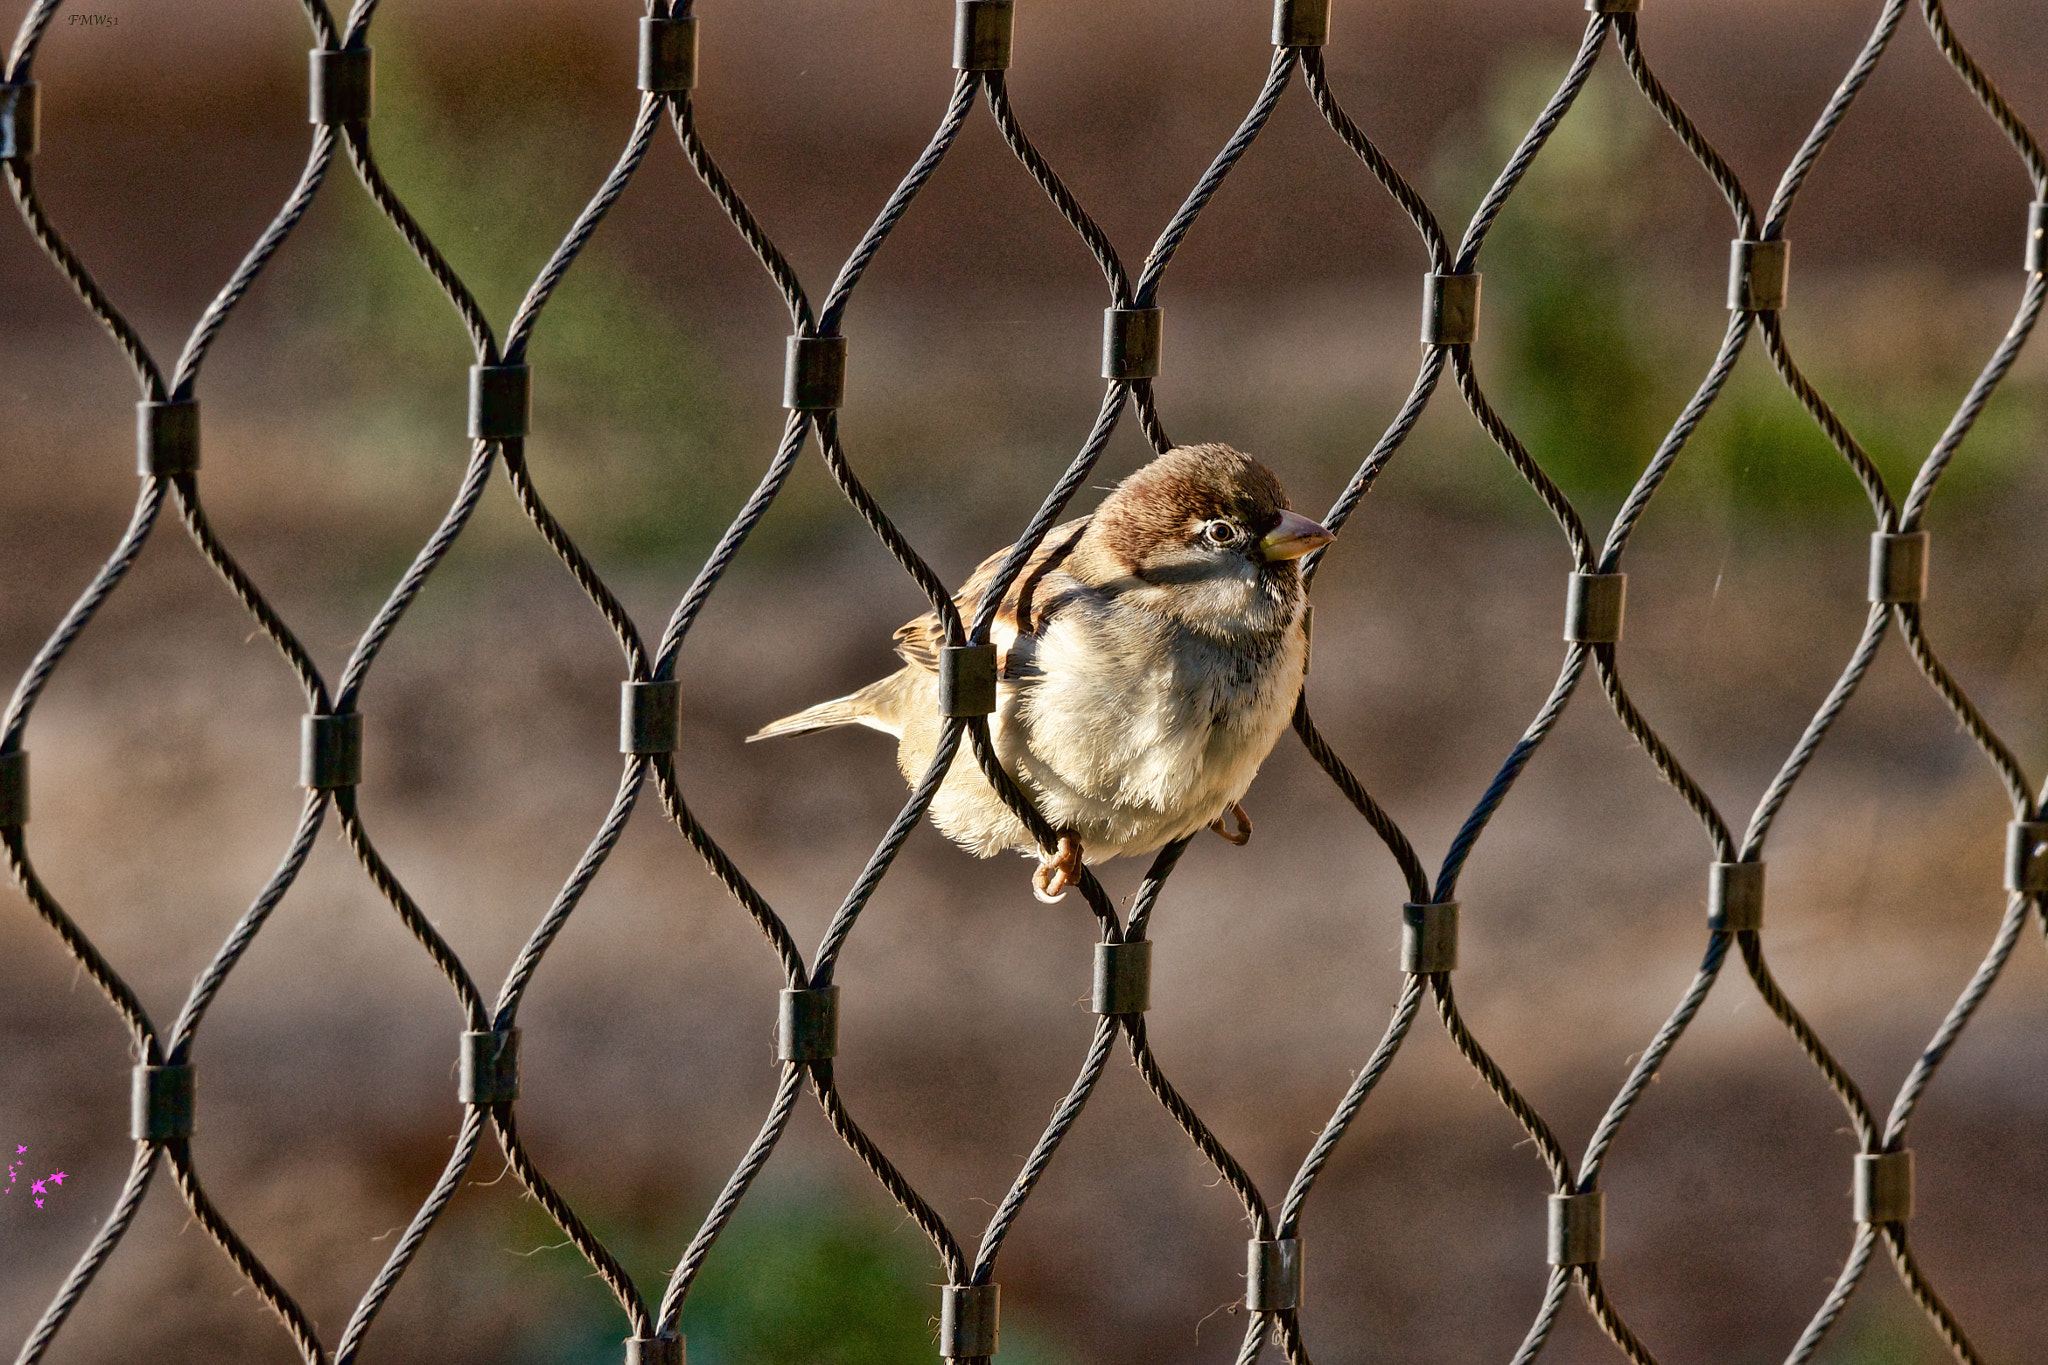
left=3, top=1, right=2047, bottom=1362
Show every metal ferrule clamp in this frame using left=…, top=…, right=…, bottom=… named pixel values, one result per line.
left=138, top=400, right=200, bottom=478
left=132, top=1064, right=196, bottom=1141
left=1709, top=861, right=1764, bottom=932
left=1103, top=307, right=1162, bottom=381
left=1272, top=0, right=1328, bottom=47
left=1246, top=1238, right=1302, bottom=1310
left=1547, top=1191, right=1604, bottom=1266
left=1091, top=939, right=1151, bottom=1015
left=637, top=17, right=699, bottom=93
left=1728, top=238, right=1789, bottom=312
left=953, top=0, right=1013, bottom=72
left=0, top=81, right=39, bottom=161
left=0, top=748, right=25, bottom=828
left=1564, top=572, right=1625, bottom=644
left=621, top=680, right=681, bottom=754
left=1868, top=531, right=1928, bottom=604
left=1421, top=272, right=1480, bottom=346
left=309, top=47, right=373, bottom=124
left=625, top=1335, right=684, bottom=1365
left=940, top=1282, right=999, bottom=1358
left=783, top=335, right=846, bottom=410
left=2007, top=822, right=2048, bottom=894
left=302, top=712, right=363, bottom=789
left=470, top=364, right=531, bottom=440
left=777, top=986, right=839, bottom=1062
left=1587, top=0, right=1641, bottom=12
left=2027, top=202, right=2046, bottom=276
left=1400, top=901, right=1458, bottom=974
left=1854, top=1150, right=1913, bottom=1224
left=460, top=1028, right=521, bottom=1105
left=939, top=644, right=997, bottom=717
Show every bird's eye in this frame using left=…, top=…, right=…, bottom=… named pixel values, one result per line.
left=1202, top=520, right=1241, bottom=548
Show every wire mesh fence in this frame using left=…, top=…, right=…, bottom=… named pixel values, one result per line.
left=3, top=0, right=2045, bottom=1362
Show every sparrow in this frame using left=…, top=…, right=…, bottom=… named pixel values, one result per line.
left=748, top=443, right=1332, bottom=902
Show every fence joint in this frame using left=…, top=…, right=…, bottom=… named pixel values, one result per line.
left=777, top=986, right=839, bottom=1062
left=1272, top=0, right=1329, bottom=48
left=302, top=712, right=363, bottom=790
left=131, top=1064, right=195, bottom=1142
left=1246, top=1238, right=1302, bottom=1310
left=1103, top=307, right=1163, bottom=380
left=1869, top=531, right=1929, bottom=604
left=308, top=47, right=373, bottom=125
left=621, top=680, right=682, bottom=754
left=638, top=17, right=699, bottom=93
left=0, top=81, right=38, bottom=161
left=940, top=1282, right=999, bottom=1358
left=1091, top=939, right=1152, bottom=1015
left=137, top=400, right=200, bottom=478
left=1422, top=272, right=1481, bottom=346
left=1401, top=901, right=1458, bottom=974
left=1709, top=861, right=1764, bottom=932
left=2007, top=822, right=2048, bottom=894
left=1855, top=1150, right=1914, bottom=1224
left=1547, top=1191, right=1604, bottom=1265
left=1728, top=238, right=1789, bottom=312
left=459, top=1028, right=521, bottom=1105
left=953, top=1, right=1013, bottom=72
left=0, top=748, right=24, bottom=828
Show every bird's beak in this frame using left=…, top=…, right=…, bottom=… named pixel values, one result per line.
left=1258, top=509, right=1335, bottom=562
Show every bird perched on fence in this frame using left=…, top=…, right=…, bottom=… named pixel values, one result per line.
left=749, top=443, right=1331, bottom=902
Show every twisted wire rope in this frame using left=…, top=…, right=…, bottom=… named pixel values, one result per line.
left=1, top=0, right=2042, bottom=1363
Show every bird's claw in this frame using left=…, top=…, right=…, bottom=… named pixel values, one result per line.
left=1032, top=834, right=1084, bottom=903
left=1209, top=802, right=1252, bottom=846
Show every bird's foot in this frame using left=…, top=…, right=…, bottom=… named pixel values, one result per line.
left=1032, top=834, right=1084, bottom=903
left=1209, top=802, right=1253, bottom=846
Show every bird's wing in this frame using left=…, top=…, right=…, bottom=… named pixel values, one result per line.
left=893, top=516, right=1090, bottom=674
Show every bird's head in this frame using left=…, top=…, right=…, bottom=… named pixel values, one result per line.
left=1077, top=443, right=1332, bottom=638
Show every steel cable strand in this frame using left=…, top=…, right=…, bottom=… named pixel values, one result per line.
left=960, top=717, right=1121, bottom=934
left=1740, top=604, right=1892, bottom=856
left=1299, top=48, right=1451, bottom=270
left=0, top=828, right=157, bottom=1056
left=968, top=1015, right=1120, bottom=1281
left=1134, top=381, right=1172, bottom=454
left=166, top=792, right=329, bottom=1058
left=655, top=411, right=809, bottom=669
left=670, top=98, right=813, bottom=331
left=1121, top=835, right=1189, bottom=943
left=1290, top=702, right=1428, bottom=903
left=808, top=1062, right=970, bottom=1283
left=1507, top=1268, right=1576, bottom=1365
left=162, top=1141, right=327, bottom=1363
left=1881, top=1226, right=1982, bottom=1365
left=1599, top=312, right=1750, bottom=569
left=982, top=74, right=1133, bottom=304
left=171, top=127, right=341, bottom=392
left=1611, top=19, right=1757, bottom=238
left=1274, top=974, right=1426, bottom=1235
left=1885, top=891, right=2031, bottom=1146
left=966, top=384, right=1125, bottom=644
left=493, top=760, right=648, bottom=1024
left=1120, top=1014, right=1272, bottom=1234
left=818, top=71, right=980, bottom=334
left=332, top=791, right=489, bottom=1028
left=1760, top=0, right=1910, bottom=238
left=336, top=437, right=498, bottom=709
left=656, top=1063, right=806, bottom=1331
left=1453, top=16, right=1609, bottom=273
left=1449, top=349, right=1594, bottom=569
left=1920, top=0, right=2046, bottom=190
left=1233, top=1310, right=1272, bottom=1365
left=1755, top=314, right=1897, bottom=527
left=1431, top=977, right=1573, bottom=1189
left=1133, top=48, right=1295, bottom=307
left=487, top=1106, right=653, bottom=1336
left=340, top=123, right=499, bottom=362
left=1303, top=349, right=1446, bottom=583
left=1590, top=646, right=1736, bottom=857
left=1434, top=648, right=1591, bottom=903
left=649, top=757, right=807, bottom=984
left=814, top=414, right=963, bottom=636
left=2, top=483, right=165, bottom=745
left=497, top=440, right=650, bottom=675
left=334, top=1105, right=490, bottom=1365
left=11, top=1143, right=158, bottom=1365
left=1578, top=1264, right=1657, bottom=1365
left=1901, top=272, right=2046, bottom=528
left=1782, top=1225, right=1881, bottom=1365
left=967, top=839, right=1189, bottom=1280
left=812, top=718, right=968, bottom=983
left=1577, top=933, right=1733, bottom=1185
left=4, top=0, right=62, bottom=76
left=2, top=162, right=163, bottom=395
left=1735, top=935, right=1880, bottom=1149
left=503, top=93, right=664, bottom=362
left=170, top=480, right=333, bottom=711
left=1893, top=605, right=2033, bottom=815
